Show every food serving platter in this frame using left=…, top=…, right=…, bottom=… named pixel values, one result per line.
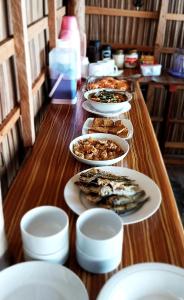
left=82, top=100, right=131, bottom=117
left=0, top=261, right=89, bottom=300
left=97, top=262, right=184, bottom=300
left=64, top=166, right=162, bottom=225
left=82, top=117, right=133, bottom=140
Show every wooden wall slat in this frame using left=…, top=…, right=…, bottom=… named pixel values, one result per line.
left=0, top=39, right=15, bottom=63
left=85, top=6, right=159, bottom=19
left=166, top=13, right=184, bottom=21
left=165, top=142, right=184, bottom=149
left=11, top=0, right=35, bottom=146
left=110, top=43, right=154, bottom=52
left=32, top=68, right=47, bottom=96
left=0, top=107, right=20, bottom=143
left=154, top=0, right=169, bottom=61
left=48, top=0, right=57, bottom=49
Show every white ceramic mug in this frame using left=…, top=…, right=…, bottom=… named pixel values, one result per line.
left=76, top=208, right=123, bottom=273
left=20, top=206, right=69, bottom=256
left=102, top=59, right=118, bottom=75
left=89, top=61, right=107, bottom=76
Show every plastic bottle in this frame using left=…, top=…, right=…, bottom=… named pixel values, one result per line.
left=59, top=16, right=81, bottom=84
left=49, top=41, right=77, bottom=104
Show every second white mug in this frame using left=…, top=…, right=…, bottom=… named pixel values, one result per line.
left=20, top=206, right=69, bottom=257
left=102, top=59, right=118, bottom=75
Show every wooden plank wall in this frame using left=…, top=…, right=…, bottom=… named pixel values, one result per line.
left=85, top=0, right=184, bottom=64
left=0, top=0, right=65, bottom=197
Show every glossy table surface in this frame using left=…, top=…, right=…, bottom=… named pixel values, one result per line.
left=3, top=81, right=184, bottom=299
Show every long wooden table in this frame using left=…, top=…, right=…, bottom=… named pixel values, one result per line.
left=3, top=81, right=184, bottom=299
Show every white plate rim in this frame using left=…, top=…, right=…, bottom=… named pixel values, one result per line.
left=0, top=261, right=89, bottom=300
left=82, top=100, right=131, bottom=117
left=97, top=262, right=184, bottom=300
left=64, top=166, right=162, bottom=225
left=82, top=117, right=133, bottom=140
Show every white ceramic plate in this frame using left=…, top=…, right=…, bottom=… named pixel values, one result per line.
left=87, top=70, right=123, bottom=78
left=0, top=261, right=89, bottom=300
left=82, top=100, right=131, bottom=117
left=97, top=263, right=184, bottom=300
left=69, top=133, right=129, bottom=166
left=82, top=117, right=133, bottom=140
left=64, top=166, right=162, bottom=225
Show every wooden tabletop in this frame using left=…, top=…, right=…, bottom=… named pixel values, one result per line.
left=3, top=81, right=184, bottom=299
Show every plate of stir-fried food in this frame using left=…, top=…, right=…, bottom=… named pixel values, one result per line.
left=69, top=133, right=129, bottom=166
left=64, top=167, right=162, bottom=225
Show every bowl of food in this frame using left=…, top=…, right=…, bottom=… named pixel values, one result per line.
left=86, top=76, right=132, bottom=91
left=84, top=89, right=133, bottom=113
left=69, top=133, right=129, bottom=166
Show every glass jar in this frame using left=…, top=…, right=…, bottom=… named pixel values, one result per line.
left=87, top=40, right=101, bottom=63
left=112, top=49, right=125, bottom=69
left=101, top=44, right=112, bottom=60
left=124, top=49, right=138, bottom=68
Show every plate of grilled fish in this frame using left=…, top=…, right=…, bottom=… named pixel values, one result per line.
left=64, top=167, right=162, bottom=225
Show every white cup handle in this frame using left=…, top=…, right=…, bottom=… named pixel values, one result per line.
left=114, top=65, right=118, bottom=72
